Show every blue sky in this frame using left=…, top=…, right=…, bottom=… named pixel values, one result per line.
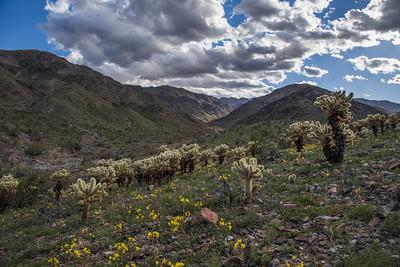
left=0, top=0, right=399, bottom=102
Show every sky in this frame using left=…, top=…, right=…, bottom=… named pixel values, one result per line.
left=0, top=0, right=400, bottom=102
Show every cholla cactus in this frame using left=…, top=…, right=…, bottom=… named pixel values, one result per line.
left=87, top=166, right=116, bottom=186
left=351, top=119, right=368, bottom=133
left=314, top=91, right=353, bottom=163
left=309, top=121, right=355, bottom=161
left=386, top=113, right=400, bottom=131
left=366, top=114, right=383, bottom=136
left=72, top=178, right=107, bottom=222
left=50, top=169, right=70, bottom=200
left=199, top=149, right=216, bottom=167
left=0, top=174, right=19, bottom=212
left=112, top=159, right=135, bottom=187
left=230, top=146, right=247, bottom=161
left=246, top=141, right=262, bottom=157
left=214, top=144, right=230, bottom=165
left=179, top=144, right=200, bottom=173
left=359, top=127, right=370, bottom=138
left=232, top=158, right=264, bottom=204
left=285, top=121, right=313, bottom=152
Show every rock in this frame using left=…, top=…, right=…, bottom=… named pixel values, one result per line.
left=294, top=235, right=309, bottom=243
left=368, top=217, right=380, bottom=227
left=277, top=226, right=299, bottom=233
left=377, top=201, right=397, bottom=218
left=350, top=239, right=357, bottom=246
left=283, top=203, right=297, bottom=208
left=275, top=236, right=288, bottom=244
left=388, top=160, right=400, bottom=170
left=191, top=208, right=218, bottom=225
left=270, top=218, right=282, bottom=226
left=360, top=174, right=368, bottom=179
left=328, top=185, right=337, bottom=194
left=271, top=258, right=280, bottom=267
left=316, top=215, right=340, bottom=221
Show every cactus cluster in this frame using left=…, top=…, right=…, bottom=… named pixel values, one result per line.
left=72, top=178, right=107, bottom=222
left=179, top=144, right=200, bottom=173
left=313, top=91, right=354, bottom=164
left=351, top=112, right=399, bottom=138
left=214, top=144, right=230, bottom=165
left=232, top=158, right=264, bottom=204
left=285, top=121, right=313, bottom=152
left=0, top=174, right=19, bottom=212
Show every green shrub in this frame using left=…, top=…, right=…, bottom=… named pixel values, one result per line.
left=380, top=214, right=400, bottom=237
left=24, top=144, right=43, bottom=157
left=349, top=204, right=376, bottom=223
left=344, top=246, right=400, bottom=267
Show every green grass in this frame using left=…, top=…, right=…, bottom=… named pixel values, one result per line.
left=0, top=129, right=399, bottom=266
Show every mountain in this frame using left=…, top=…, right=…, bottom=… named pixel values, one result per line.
left=214, top=84, right=383, bottom=127
left=219, top=97, right=249, bottom=110
left=0, top=49, right=216, bottom=167
left=354, top=98, right=400, bottom=113
left=145, top=86, right=233, bottom=122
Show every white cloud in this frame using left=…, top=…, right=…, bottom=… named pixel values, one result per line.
left=348, top=56, right=400, bottom=74
left=343, top=74, right=367, bottom=82
left=380, top=78, right=386, bottom=83
left=42, top=0, right=400, bottom=97
left=303, top=66, right=328, bottom=78
left=331, top=53, right=344, bottom=59
left=298, top=80, right=318, bottom=86
left=387, top=74, right=400, bottom=84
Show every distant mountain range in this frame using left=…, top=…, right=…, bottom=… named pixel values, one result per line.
left=0, top=50, right=231, bottom=166
left=354, top=98, right=400, bottom=113
left=0, top=49, right=397, bottom=170
left=213, top=84, right=383, bottom=127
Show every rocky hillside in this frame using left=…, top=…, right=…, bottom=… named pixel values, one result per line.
left=145, top=86, right=233, bottom=122
left=214, top=84, right=383, bottom=127
left=219, top=97, right=249, bottom=110
left=0, top=50, right=216, bottom=168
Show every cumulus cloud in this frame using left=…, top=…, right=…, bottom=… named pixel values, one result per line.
left=303, top=66, right=328, bottom=77
left=42, top=0, right=400, bottom=97
left=343, top=74, right=368, bottom=82
left=298, top=80, right=318, bottom=86
left=387, top=74, right=400, bottom=84
left=348, top=56, right=400, bottom=74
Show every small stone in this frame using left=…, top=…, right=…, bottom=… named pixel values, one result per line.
left=350, top=239, right=357, bottom=246
left=316, top=215, right=340, bottom=221
left=191, top=208, right=218, bottom=225
left=388, top=160, right=400, bottom=170
left=328, top=185, right=337, bottom=194
left=283, top=203, right=297, bottom=208
left=271, top=258, right=280, bottom=267
left=368, top=217, right=380, bottom=227
left=275, top=236, right=288, bottom=244
left=378, top=201, right=397, bottom=218
left=360, top=174, right=368, bottom=179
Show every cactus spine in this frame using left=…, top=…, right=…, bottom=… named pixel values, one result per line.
left=72, top=178, right=107, bottom=222
left=232, top=158, right=264, bottom=204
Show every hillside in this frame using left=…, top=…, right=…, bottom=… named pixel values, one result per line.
left=0, top=50, right=214, bottom=169
left=145, top=86, right=233, bottom=122
left=355, top=98, right=400, bottom=113
left=219, top=97, right=249, bottom=110
left=214, top=84, right=383, bottom=127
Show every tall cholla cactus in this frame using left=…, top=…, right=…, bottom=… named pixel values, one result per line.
left=50, top=169, right=70, bottom=200
left=314, top=91, right=353, bottom=164
left=366, top=114, right=382, bottom=136
left=199, top=149, right=216, bottom=167
left=246, top=141, right=262, bottom=157
left=285, top=121, right=313, bottom=152
left=179, top=144, right=200, bottom=173
left=72, top=178, right=107, bottom=222
left=232, top=158, right=264, bottom=204
left=214, top=144, right=230, bottom=165
left=0, top=174, right=19, bottom=212
left=386, top=113, right=400, bottom=130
